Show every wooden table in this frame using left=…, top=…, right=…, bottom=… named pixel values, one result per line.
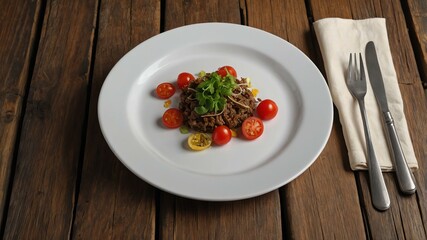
left=1, top=0, right=426, bottom=239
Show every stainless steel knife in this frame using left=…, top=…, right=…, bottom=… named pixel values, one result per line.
left=365, top=41, right=416, bottom=194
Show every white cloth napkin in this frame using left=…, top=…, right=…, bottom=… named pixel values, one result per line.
left=313, top=18, right=418, bottom=171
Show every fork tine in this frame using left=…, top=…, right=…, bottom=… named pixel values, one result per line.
left=347, top=53, right=353, bottom=83
left=354, top=53, right=358, bottom=81
left=346, top=52, right=366, bottom=98
left=347, top=53, right=358, bottom=84
left=359, top=53, right=365, bottom=82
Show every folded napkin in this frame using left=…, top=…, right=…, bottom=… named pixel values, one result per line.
left=313, top=18, right=418, bottom=171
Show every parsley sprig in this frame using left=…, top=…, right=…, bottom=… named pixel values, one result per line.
left=194, top=72, right=237, bottom=115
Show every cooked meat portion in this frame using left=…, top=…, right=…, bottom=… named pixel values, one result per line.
left=179, top=75, right=256, bottom=133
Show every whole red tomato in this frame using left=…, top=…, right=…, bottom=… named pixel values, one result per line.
left=212, top=125, right=232, bottom=145
left=177, top=72, right=195, bottom=89
left=257, top=99, right=278, bottom=120
left=217, top=66, right=237, bottom=78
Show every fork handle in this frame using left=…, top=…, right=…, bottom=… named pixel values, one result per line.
left=383, top=111, right=416, bottom=194
left=358, top=99, right=390, bottom=210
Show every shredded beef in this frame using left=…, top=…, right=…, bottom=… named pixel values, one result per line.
left=179, top=75, right=256, bottom=133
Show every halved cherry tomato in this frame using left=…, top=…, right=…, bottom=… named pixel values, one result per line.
left=162, top=108, right=183, bottom=128
left=188, top=133, right=212, bottom=151
left=212, top=125, right=232, bottom=145
left=217, top=66, right=237, bottom=78
left=177, top=72, right=195, bottom=89
left=241, top=117, right=264, bottom=140
left=257, top=99, right=278, bottom=120
left=156, top=82, right=176, bottom=99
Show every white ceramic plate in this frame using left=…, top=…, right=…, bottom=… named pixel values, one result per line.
left=98, top=23, right=333, bottom=201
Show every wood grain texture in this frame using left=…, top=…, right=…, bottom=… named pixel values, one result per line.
left=158, top=1, right=282, bottom=239
left=2, top=0, right=98, bottom=238
left=399, top=83, right=427, bottom=238
left=0, top=0, right=42, bottom=229
left=310, top=0, right=427, bottom=238
left=405, top=0, right=427, bottom=87
left=71, top=0, right=160, bottom=239
left=163, top=0, right=241, bottom=30
left=159, top=192, right=282, bottom=240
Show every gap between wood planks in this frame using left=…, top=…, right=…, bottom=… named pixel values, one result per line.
left=68, top=0, right=102, bottom=238
left=399, top=0, right=427, bottom=92
left=0, top=0, right=46, bottom=236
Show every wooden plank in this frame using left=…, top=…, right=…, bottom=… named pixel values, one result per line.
left=398, top=83, right=427, bottom=238
left=160, top=192, right=281, bottom=239
left=158, top=1, right=282, bottom=239
left=405, top=0, right=427, bottom=88
left=163, top=0, right=241, bottom=30
left=310, top=0, right=427, bottom=238
left=0, top=0, right=42, bottom=229
left=2, top=0, right=98, bottom=238
left=241, top=0, right=366, bottom=238
left=71, top=0, right=160, bottom=239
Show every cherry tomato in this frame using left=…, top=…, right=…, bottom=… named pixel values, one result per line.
left=212, top=125, right=232, bottom=145
left=162, top=108, right=183, bottom=128
left=177, top=72, right=195, bottom=89
left=156, top=82, right=176, bottom=99
left=188, top=133, right=212, bottom=151
left=241, top=117, right=264, bottom=140
left=217, top=66, right=237, bottom=78
left=257, top=99, right=278, bottom=120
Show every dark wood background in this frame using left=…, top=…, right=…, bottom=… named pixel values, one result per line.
left=0, top=0, right=426, bottom=239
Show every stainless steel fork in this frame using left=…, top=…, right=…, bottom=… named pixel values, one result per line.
left=346, top=53, right=390, bottom=211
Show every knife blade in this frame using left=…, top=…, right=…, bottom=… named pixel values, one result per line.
left=365, top=41, right=416, bottom=194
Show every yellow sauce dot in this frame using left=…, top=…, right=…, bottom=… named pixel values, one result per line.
left=251, top=88, right=259, bottom=97
left=164, top=99, right=172, bottom=108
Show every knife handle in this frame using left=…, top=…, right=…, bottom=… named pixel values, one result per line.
left=383, top=112, right=416, bottom=194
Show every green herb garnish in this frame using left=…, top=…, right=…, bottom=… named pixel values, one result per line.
left=194, top=72, right=237, bottom=115
left=198, top=70, right=206, bottom=77
left=179, top=126, right=189, bottom=134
